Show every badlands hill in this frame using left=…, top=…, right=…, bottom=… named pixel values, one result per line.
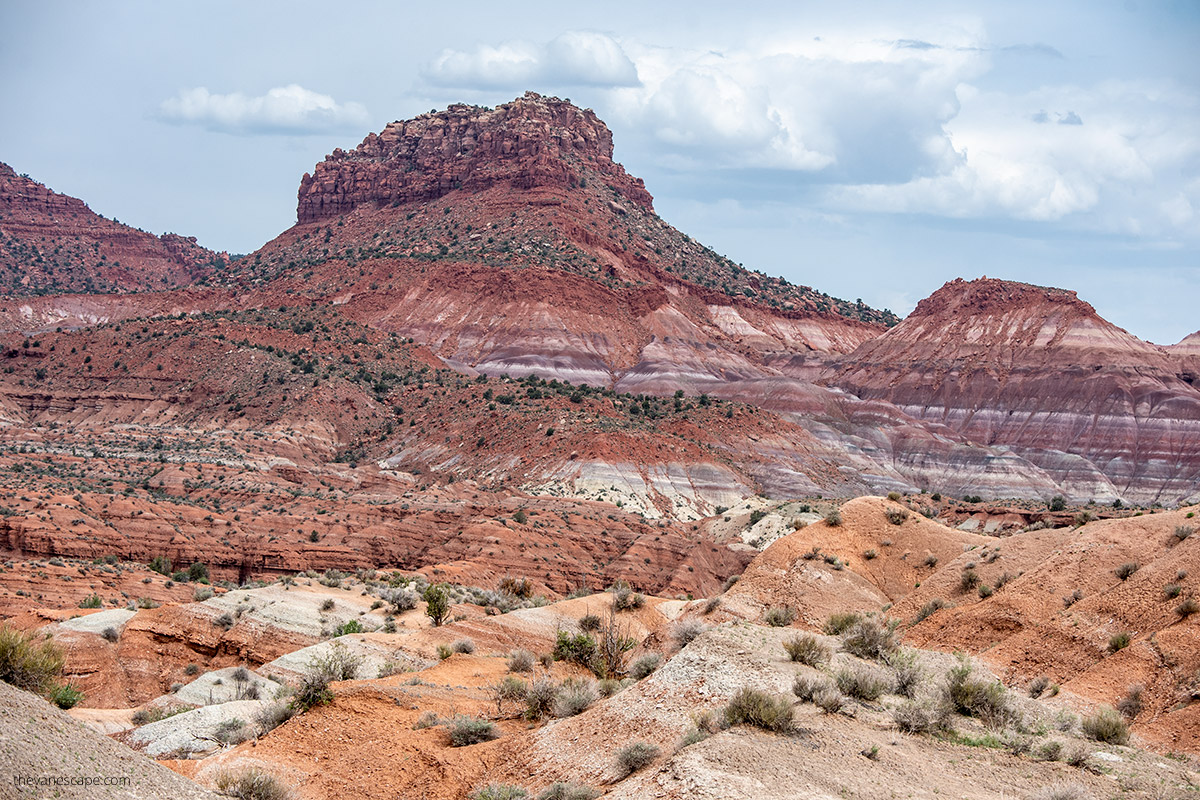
left=0, top=162, right=226, bottom=295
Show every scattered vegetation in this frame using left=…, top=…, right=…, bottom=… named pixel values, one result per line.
left=1080, top=706, right=1129, bottom=745
left=782, top=634, right=831, bottom=667
left=629, top=653, right=661, bottom=680
left=835, top=661, right=893, bottom=701
left=0, top=625, right=65, bottom=695
left=507, top=649, right=535, bottom=673
left=724, top=687, right=794, bottom=733
left=614, top=741, right=661, bottom=776
left=763, top=606, right=797, bottom=627
left=445, top=715, right=500, bottom=746
left=840, top=616, right=898, bottom=661
left=1114, top=562, right=1139, bottom=581
left=214, top=768, right=291, bottom=800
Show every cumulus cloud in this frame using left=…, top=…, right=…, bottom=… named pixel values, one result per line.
left=423, top=31, right=639, bottom=89
left=159, top=85, right=370, bottom=135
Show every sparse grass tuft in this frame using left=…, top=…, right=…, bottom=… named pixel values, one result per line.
left=763, top=606, right=797, bottom=627
left=452, top=638, right=475, bottom=654
left=885, top=507, right=908, bottom=525
left=890, top=696, right=951, bottom=733
left=1028, top=675, right=1050, bottom=698
left=1114, top=561, right=1139, bottom=581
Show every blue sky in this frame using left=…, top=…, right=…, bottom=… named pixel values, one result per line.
left=1, top=0, right=1197, bottom=343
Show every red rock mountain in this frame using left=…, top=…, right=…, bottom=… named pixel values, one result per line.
left=830, top=278, right=1200, bottom=503
left=0, top=162, right=225, bottom=295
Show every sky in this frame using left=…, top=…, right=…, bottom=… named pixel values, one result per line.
left=1, top=0, right=1197, bottom=344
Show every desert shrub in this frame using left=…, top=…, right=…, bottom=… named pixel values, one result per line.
left=629, top=653, right=661, bottom=680
left=945, top=658, right=1012, bottom=728
left=1176, top=596, right=1200, bottom=618
left=537, top=783, right=599, bottom=800
left=49, top=683, right=83, bottom=709
left=1116, top=684, right=1143, bottom=718
left=1063, top=743, right=1092, bottom=767
left=703, top=597, right=721, bottom=614
left=0, top=625, right=65, bottom=694
left=1114, top=562, right=1139, bottom=581
left=863, top=549, right=878, bottom=560
left=214, top=768, right=290, bottom=800
left=1035, top=740, right=1064, bottom=761
left=671, top=619, right=706, bottom=648
left=977, top=584, right=994, bottom=598
left=423, top=584, right=451, bottom=626
left=813, top=686, right=846, bottom=714
left=1062, top=589, right=1083, bottom=608
left=507, top=649, right=534, bottom=673
left=320, top=598, right=335, bottom=612
left=184, top=663, right=200, bottom=676
left=101, top=627, right=120, bottom=643
left=823, top=611, right=862, bottom=636
left=523, top=678, right=558, bottom=720
left=886, top=507, right=908, bottom=525
left=824, top=509, right=843, bottom=527
left=887, top=491, right=902, bottom=501
left=578, top=613, right=601, bottom=632
left=783, top=634, right=831, bottom=667
left=836, top=661, right=894, bottom=701
left=610, top=581, right=645, bottom=611
left=1107, top=632, right=1132, bottom=653
left=452, top=638, right=476, bottom=654
left=598, top=678, right=623, bottom=697
left=413, top=711, right=440, bottom=729
left=445, top=715, right=500, bottom=746
left=553, top=631, right=598, bottom=669
left=887, top=649, right=924, bottom=698
left=437, top=644, right=453, bottom=660
left=1164, top=582, right=1183, bottom=599
left=890, top=697, right=951, bottom=733
left=1027, top=785, right=1089, bottom=800
left=1081, top=706, right=1128, bottom=744
left=291, top=671, right=332, bottom=712
left=763, top=606, right=797, bottom=627
left=469, top=784, right=527, bottom=800
left=840, top=616, right=898, bottom=661
left=1028, top=675, right=1051, bottom=698
left=498, top=576, right=534, bottom=599
left=923, top=554, right=939, bottom=568
left=959, top=568, right=980, bottom=593
left=913, top=598, right=949, bottom=624
left=333, top=620, right=363, bottom=637
left=255, top=702, right=295, bottom=734
left=793, top=673, right=834, bottom=701
left=614, top=741, right=660, bottom=776
left=724, top=687, right=794, bottom=732
left=194, top=586, right=214, bottom=602
left=1173, top=525, right=1194, bottom=542
left=79, top=594, right=102, bottom=609
left=214, top=718, right=249, bottom=745
left=721, top=574, right=741, bottom=592
left=382, top=586, right=418, bottom=613
left=553, top=678, right=598, bottom=718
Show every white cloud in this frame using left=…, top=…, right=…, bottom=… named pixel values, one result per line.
left=159, top=85, right=370, bottom=135
left=423, top=31, right=639, bottom=89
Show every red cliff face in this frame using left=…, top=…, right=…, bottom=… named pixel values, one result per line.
left=297, top=92, right=653, bottom=224
left=0, top=162, right=225, bottom=295
left=830, top=278, right=1200, bottom=505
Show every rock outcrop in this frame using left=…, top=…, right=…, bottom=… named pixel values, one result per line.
left=0, top=162, right=225, bottom=295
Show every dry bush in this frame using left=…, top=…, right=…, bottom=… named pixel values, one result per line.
left=507, top=649, right=534, bottom=673
left=1114, top=562, right=1139, bottom=581
left=553, top=679, right=598, bottom=718
left=724, top=687, right=795, bottom=732
left=886, top=507, right=908, bottom=525
left=763, top=606, right=797, bottom=627
left=523, top=678, right=558, bottom=721
left=813, top=686, right=846, bottom=714
left=887, top=649, right=924, bottom=698
left=783, top=634, right=831, bottom=667
left=1027, top=784, right=1090, bottom=800
left=793, top=673, right=834, bottom=702
left=945, top=658, right=1012, bottom=729
left=836, top=661, right=894, bottom=701
left=537, top=783, right=599, bottom=800
left=614, top=741, right=660, bottom=776
left=840, top=616, right=899, bottom=661
left=913, top=598, right=950, bottom=624
left=255, top=702, right=295, bottom=735
left=470, top=785, right=528, bottom=800
left=452, top=638, right=476, bottom=654
left=671, top=619, right=706, bottom=648
left=214, top=768, right=290, bottom=800
left=578, top=613, right=602, bottom=632
left=1174, top=525, right=1195, bottom=542
left=1177, top=596, right=1200, bottom=618
left=824, top=509, right=843, bottom=527
left=1028, top=675, right=1051, bottom=698
left=445, top=715, right=500, bottom=746
left=890, top=696, right=951, bottom=733
left=629, top=653, right=661, bottom=680
left=1116, top=684, right=1143, bottom=719
left=1080, top=706, right=1128, bottom=745
left=1107, top=632, right=1132, bottom=653
left=822, top=611, right=862, bottom=635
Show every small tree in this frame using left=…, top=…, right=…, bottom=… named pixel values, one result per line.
left=423, top=584, right=451, bottom=627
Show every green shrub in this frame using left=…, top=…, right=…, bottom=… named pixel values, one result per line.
left=578, top=613, right=601, bottom=631
left=423, top=584, right=451, bottom=626
left=214, top=768, right=290, bottom=800
left=333, top=619, right=363, bottom=637
left=49, top=682, right=83, bottom=709
left=0, top=625, right=65, bottom=694
left=724, top=687, right=794, bottom=732
left=553, top=631, right=598, bottom=669
left=614, top=741, right=660, bottom=776
left=445, top=715, right=500, bottom=746
left=1080, top=706, right=1129, bottom=744
left=782, top=634, right=830, bottom=667
left=1107, top=632, right=1131, bottom=653
left=763, top=606, right=797, bottom=627
left=79, top=594, right=102, bottom=609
